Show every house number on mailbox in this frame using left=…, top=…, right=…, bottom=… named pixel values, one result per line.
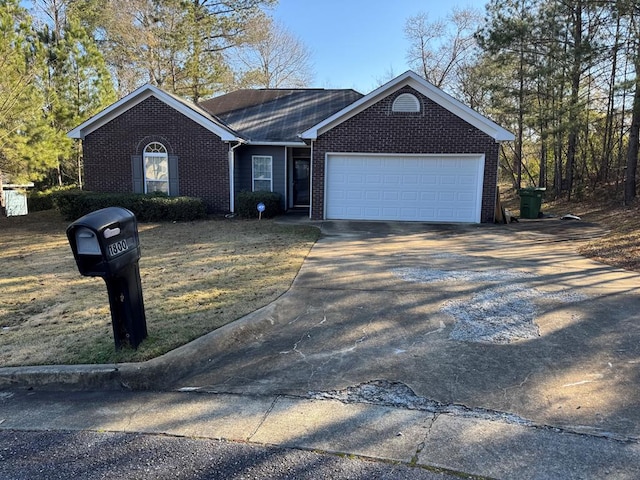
left=108, top=239, right=128, bottom=257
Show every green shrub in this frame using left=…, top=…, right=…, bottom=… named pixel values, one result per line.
left=53, top=190, right=207, bottom=222
left=27, top=191, right=54, bottom=212
left=235, top=191, right=283, bottom=219
left=27, top=185, right=78, bottom=212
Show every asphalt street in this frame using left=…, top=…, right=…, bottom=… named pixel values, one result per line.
left=0, top=429, right=462, bottom=480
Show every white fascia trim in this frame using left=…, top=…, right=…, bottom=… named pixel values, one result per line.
left=67, top=84, right=239, bottom=142
left=300, top=70, right=515, bottom=143
left=324, top=151, right=485, bottom=159
left=403, top=76, right=515, bottom=142
left=243, top=140, right=308, bottom=147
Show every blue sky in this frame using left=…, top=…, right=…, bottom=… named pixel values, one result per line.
left=270, top=0, right=488, bottom=93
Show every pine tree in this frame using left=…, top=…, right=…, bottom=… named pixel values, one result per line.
left=0, top=0, right=59, bottom=183
left=477, top=0, right=541, bottom=190
left=37, top=1, right=116, bottom=186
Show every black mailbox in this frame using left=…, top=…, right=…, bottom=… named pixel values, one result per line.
left=67, top=207, right=141, bottom=277
left=67, top=207, right=147, bottom=349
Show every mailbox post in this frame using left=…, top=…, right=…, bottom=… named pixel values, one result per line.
left=67, top=207, right=147, bottom=349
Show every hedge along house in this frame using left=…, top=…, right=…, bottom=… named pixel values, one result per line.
left=68, top=70, right=514, bottom=223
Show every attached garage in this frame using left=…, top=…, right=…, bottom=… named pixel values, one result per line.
left=302, top=71, right=515, bottom=224
left=325, top=154, right=485, bottom=223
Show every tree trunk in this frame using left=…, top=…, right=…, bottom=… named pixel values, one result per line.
left=602, top=12, right=622, bottom=183
left=624, top=62, right=640, bottom=204
left=57, top=161, right=63, bottom=187
left=565, top=0, right=583, bottom=201
left=516, top=45, right=525, bottom=190
left=539, top=139, right=547, bottom=188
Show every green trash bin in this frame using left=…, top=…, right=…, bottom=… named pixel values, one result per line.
left=519, top=187, right=546, bottom=219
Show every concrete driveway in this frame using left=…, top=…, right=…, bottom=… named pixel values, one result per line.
left=156, top=218, right=640, bottom=442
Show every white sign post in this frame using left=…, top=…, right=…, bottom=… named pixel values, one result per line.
left=257, top=202, right=265, bottom=220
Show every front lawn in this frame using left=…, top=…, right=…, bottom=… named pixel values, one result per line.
left=0, top=210, right=319, bottom=366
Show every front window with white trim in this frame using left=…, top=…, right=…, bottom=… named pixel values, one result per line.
left=144, top=142, right=169, bottom=193
left=252, top=155, right=273, bottom=192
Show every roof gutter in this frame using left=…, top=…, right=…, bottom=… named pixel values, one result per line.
left=243, top=140, right=308, bottom=147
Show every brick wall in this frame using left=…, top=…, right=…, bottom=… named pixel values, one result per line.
left=311, top=86, right=499, bottom=223
left=82, top=96, right=230, bottom=212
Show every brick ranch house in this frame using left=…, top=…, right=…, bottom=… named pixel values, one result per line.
left=68, top=70, right=514, bottom=223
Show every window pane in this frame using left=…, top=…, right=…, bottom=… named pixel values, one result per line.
left=253, top=156, right=272, bottom=192
left=145, top=142, right=167, bottom=154
left=254, top=179, right=271, bottom=192
left=254, top=158, right=271, bottom=178
left=145, top=156, right=168, bottom=181
left=146, top=180, right=168, bottom=194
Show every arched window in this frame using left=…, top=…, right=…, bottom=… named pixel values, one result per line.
left=143, top=142, right=168, bottom=193
left=392, top=93, right=421, bottom=113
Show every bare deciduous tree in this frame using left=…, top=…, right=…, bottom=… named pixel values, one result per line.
left=230, top=15, right=314, bottom=88
left=404, top=7, right=481, bottom=96
left=69, top=0, right=274, bottom=99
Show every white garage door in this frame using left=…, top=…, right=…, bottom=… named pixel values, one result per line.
left=325, top=154, right=485, bottom=223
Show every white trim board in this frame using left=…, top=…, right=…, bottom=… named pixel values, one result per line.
left=68, top=84, right=239, bottom=142
left=301, top=71, right=514, bottom=143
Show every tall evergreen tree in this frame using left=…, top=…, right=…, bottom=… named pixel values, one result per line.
left=477, top=0, right=541, bottom=190
left=35, top=0, right=116, bottom=186
left=0, top=0, right=59, bottom=183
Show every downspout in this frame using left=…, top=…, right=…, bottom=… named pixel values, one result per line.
left=309, top=140, right=314, bottom=219
left=284, top=146, right=288, bottom=210
left=494, top=141, right=503, bottom=224
left=228, top=139, right=245, bottom=213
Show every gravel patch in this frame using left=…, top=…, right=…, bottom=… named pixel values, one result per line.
left=395, top=263, right=588, bottom=344
left=443, top=284, right=540, bottom=343
left=394, top=267, right=529, bottom=284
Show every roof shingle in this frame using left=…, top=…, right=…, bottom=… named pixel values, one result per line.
left=199, top=89, right=363, bottom=142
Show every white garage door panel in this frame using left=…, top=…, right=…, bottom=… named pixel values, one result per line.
left=325, top=154, right=484, bottom=223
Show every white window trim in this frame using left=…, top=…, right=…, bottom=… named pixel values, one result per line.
left=252, top=155, right=273, bottom=192
left=143, top=142, right=169, bottom=194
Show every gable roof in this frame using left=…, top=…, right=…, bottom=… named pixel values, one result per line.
left=300, top=70, right=515, bottom=143
left=67, top=84, right=240, bottom=141
left=199, top=89, right=363, bottom=144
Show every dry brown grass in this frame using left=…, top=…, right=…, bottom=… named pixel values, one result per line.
left=0, top=210, right=319, bottom=366
left=551, top=199, right=640, bottom=272
left=500, top=185, right=640, bottom=273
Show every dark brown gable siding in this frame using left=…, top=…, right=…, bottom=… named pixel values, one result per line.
left=82, top=96, right=230, bottom=212
left=311, top=86, right=499, bottom=223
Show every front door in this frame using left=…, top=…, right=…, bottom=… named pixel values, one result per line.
left=293, top=158, right=310, bottom=207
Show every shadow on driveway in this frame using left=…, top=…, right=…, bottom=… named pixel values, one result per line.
left=159, top=218, right=640, bottom=441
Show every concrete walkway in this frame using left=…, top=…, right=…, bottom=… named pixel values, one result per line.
left=2, top=218, right=640, bottom=478
left=1, top=388, right=639, bottom=479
